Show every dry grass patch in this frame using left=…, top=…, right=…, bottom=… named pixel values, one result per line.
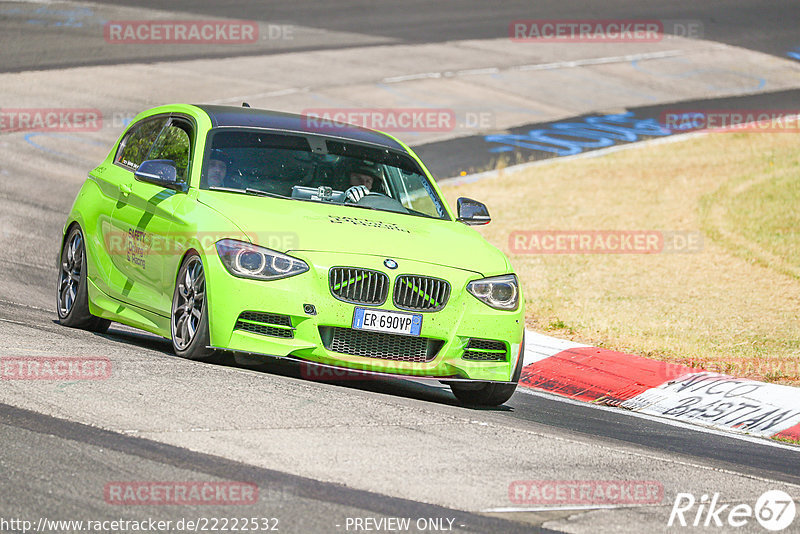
left=442, top=133, right=800, bottom=384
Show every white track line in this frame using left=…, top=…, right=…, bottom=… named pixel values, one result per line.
left=484, top=504, right=658, bottom=513
left=517, top=387, right=800, bottom=453
left=0, top=298, right=51, bottom=313
left=382, top=49, right=688, bottom=84
left=515, top=49, right=686, bottom=71
left=208, top=87, right=310, bottom=105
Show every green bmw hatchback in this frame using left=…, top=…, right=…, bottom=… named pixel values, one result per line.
left=57, top=104, right=525, bottom=405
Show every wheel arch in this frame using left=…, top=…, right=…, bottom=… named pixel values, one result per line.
left=59, top=219, right=82, bottom=253
left=173, top=247, right=202, bottom=284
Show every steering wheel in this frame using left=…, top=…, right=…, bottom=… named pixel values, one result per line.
left=344, top=185, right=368, bottom=203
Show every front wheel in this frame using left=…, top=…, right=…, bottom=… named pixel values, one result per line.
left=170, top=253, right=226, bottom=363
left=450, top=333, right=525, bottom=406
left=56, top=225, right=111, bottom=333
left=450, top=382, right=518, bottom=407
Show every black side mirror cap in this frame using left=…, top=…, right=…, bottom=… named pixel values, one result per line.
left=134, top=159, right=187, bottom=192
left=456, top=197, right=491, bottom=225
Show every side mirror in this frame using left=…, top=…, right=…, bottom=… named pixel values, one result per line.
left=134, top=159, right=186, bottom=191
left=456, top=197, right=491, bottom=225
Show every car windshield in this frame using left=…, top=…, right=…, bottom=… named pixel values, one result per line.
left=200, top=129, right=449, bottom=220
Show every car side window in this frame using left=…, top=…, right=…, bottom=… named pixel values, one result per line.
left=115, top=118, right=168, bottom=171
left=148, top=120, right=192, bottom=182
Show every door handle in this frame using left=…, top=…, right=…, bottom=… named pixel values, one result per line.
left=120, top=183, right=132, bottom=197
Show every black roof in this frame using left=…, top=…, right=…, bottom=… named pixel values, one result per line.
left=195, top=105, right=405, bottom=151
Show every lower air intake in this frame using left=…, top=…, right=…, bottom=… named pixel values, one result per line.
left=463, top=338, right=507, bottom=361
left=235, top=311, right=294, bottom=339
left=320, top=327, right=442, bottom=363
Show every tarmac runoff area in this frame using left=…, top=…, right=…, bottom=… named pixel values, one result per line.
left=1, top=309, right=800, bottom=532
left=1, top=27, right=799, bottom=172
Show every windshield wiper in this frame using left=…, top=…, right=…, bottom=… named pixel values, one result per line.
left=208, top=186, right=284, bottom=199
left=209, top=187, right=442, bottom=219
left=245, top=188, right=284, bottom=198
left=344, top=201, right=436, bottom=217
left=209, top=186, right=243, bottom=193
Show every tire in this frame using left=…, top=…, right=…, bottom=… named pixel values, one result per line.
left=450, top=381, right=518, bottom=407
left=170, top=253, right=227, bottom=363
left=56, top=225, right=111, bottom=333
left=450, top=333, right=525, bottom=407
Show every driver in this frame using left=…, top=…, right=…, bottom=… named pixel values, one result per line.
left=344, top=162, right=383, bottom=203
left=207, top=158, right=228, bottom=188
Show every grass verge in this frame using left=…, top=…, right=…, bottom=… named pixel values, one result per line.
left=442, top=132, right=800, bottom=385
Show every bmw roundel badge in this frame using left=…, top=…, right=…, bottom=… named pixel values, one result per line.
left=384, top=259, right=398, bottom=269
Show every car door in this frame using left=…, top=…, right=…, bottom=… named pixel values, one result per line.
left=97, top=116, right=167, bottom=304
left=110, top=116, right=193, bottom=317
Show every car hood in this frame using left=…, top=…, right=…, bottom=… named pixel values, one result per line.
left=197, top=192, right=510, bottom=275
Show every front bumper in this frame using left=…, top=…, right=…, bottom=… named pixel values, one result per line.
left=204, top=250, right=525, bottom=382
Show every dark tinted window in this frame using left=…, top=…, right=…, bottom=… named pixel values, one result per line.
left=202, top=129, right=447, bottom=220
left=325, top=140, right=420, bottom=174
left=212, top=131, right=311, bottom=151
left=116, top=118, right=167, bottom=170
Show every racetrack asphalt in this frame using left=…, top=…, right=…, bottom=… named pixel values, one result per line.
left=1, top=1, right=799, bottom=532
left=3, top=0, right=799, bottom=72
left=416, top=87, right=800, bottom=178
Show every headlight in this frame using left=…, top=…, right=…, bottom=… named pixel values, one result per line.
left=467, top=274, right=519, bottom=310
left=215, top=239, right=308, bottom=280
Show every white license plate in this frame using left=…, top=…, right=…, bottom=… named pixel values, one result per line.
left=352, top=308, right=422, bottom=336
